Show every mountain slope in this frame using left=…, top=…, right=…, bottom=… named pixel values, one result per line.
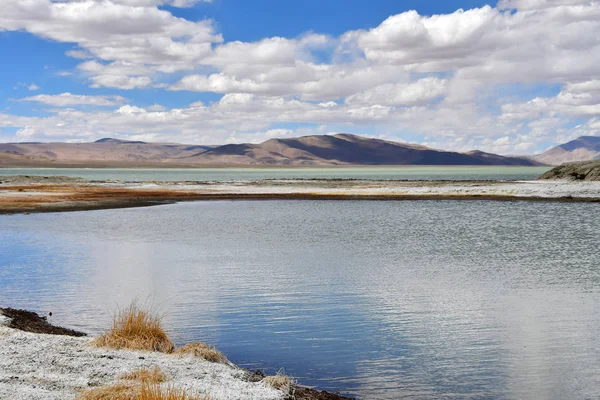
left=184, top=134, right=543, bottom=166
left=535, top=136, right=600, bottom=165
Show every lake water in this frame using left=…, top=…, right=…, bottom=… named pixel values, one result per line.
left=0, top=166, right=551, bottom=182
left=1, top=200, right=599, bottom=399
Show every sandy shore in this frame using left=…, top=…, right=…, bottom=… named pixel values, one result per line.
left=0, top=325, right=284, bottom=400
left=1, top=175, right=599, bottom=214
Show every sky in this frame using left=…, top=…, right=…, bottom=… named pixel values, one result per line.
left=1, top=0, right=599, bottom=155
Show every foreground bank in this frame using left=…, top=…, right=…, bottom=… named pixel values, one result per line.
left=539, top=159, right=600, bottom=181
left=0, top=308, right=351, bottom=400
left=1, top=175, right=599, bottom=214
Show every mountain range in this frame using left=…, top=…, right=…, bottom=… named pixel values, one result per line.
left=0, top=134, right=544, bottom=167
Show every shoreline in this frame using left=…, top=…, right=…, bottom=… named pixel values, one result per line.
left=2, top=194, right=600, bottom=215
left=0, top=308, right=352, bottom=400
left=1, top=176, right=600, bottom=214
left=0, top=160, right=552, bottom=169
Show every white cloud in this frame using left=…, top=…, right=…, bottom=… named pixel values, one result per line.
left=350, top=7, right=501, bottom=70
left=566, top=80, right=600, bottom=94
left=346, top=78, right=448, bottom=107
left=345, top=3, right=600, bottom=85
left=1, top=0, right=221, bottom=89
left=116, top=105, right=148, bottom=114
left=21, top=92, right=125, bottom=106
left=497, top=0, right=592, bottom=11
left=2, top=0, right=600, bottom=154
left=501, top=83, right=600, bottom=121
left=28, top=84, right=40, bottom=91
left=90, top=75, right=153, bottom=90
left=171, top=62, right=407, bottom=101
left=319, top=101, right=337, bottom=108
left=147, top=104, right=167, bottom=111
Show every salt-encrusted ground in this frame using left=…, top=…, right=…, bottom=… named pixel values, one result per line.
left=2, top=177, right=600, bottom=214
left=0, top=325, right=284, bottom=400
left=182, top=179, right=600, bottom=198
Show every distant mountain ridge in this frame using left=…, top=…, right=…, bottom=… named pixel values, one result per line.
left=94, top=138, right=147, bottom=144
left=0, top=133, right=544, bottom=167
left=535, top=136, right=600, bottom=165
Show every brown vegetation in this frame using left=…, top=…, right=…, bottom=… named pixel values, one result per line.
left=78, top=382, right=138, bottom=400
left=137, top=385, right=208, bottom=400
left=263, top=370, right=295, bottom=395
left=78, top=383, right=207, bottom=400
left=92, top=304, right=174, bottom=353
left=80, top=366, right=205, bottom=400
left=120, top=367, right=168, bottom=384
left=174, top=343, right=226, bottom=363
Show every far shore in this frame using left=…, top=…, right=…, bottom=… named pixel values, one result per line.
left=0, top=161, right=554, bottom=169
left=1, top=175, right=599, bottom=214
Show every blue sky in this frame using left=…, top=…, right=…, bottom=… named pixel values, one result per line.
left=1, top=0, right=599, bottom=154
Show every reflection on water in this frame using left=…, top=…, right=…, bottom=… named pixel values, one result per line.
left=0, top=166, right=551, bottom=182
left=1, top=200, right=599, bottom=399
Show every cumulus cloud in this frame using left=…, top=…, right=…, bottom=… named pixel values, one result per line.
left=147, top=104, right=167, bottom=111
left=346, top=78, right=448, bottom=106
left=346, top=3, right=600, bottom=85
left=21, top=92, right=126, bottom=106
left=171, top=62, right=408, bottom=101
left=0, top=94, right=399, bottom=142
left=501, top=82, right=600, bottom=122
left=1, top=0, right=221, bottom=89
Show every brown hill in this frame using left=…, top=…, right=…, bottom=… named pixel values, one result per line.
left=535, top=136, right=600, bottom=165
left=0, top=134, right=543, bottom=167
left=182, top=134, right=543, bottom=166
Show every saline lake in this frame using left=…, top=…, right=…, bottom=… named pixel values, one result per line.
left=1, top=182, right=599, bottom=398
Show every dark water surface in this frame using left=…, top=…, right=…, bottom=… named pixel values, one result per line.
left=1, top=200, right=599, bottom=399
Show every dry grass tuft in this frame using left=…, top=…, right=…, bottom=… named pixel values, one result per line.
left=174, top=342, right=226, bottom=363
left=138, top=384, right=208, bottom=400
left=119, top=366, right=168, bottom=384
left=263, top=370, right=295, bottom=394
left=78, top=382, right=138, bottom=400
left=78, top=383, right=208, bottom=400
left=92, top=303, right=174, bottom=353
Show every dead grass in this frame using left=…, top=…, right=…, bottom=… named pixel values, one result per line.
left=119, top=366, right=168, bottom=384
left=138, top=384, right=208, bottom=400
left=174, top=342, right=226, bottom=363
left=263, top=370, right=295, bottom=394
left=78, top=383, right=208, bottom=400
left=92, top=303, right=174, bottom=353
left=78, top=382, right=138, bottom=400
